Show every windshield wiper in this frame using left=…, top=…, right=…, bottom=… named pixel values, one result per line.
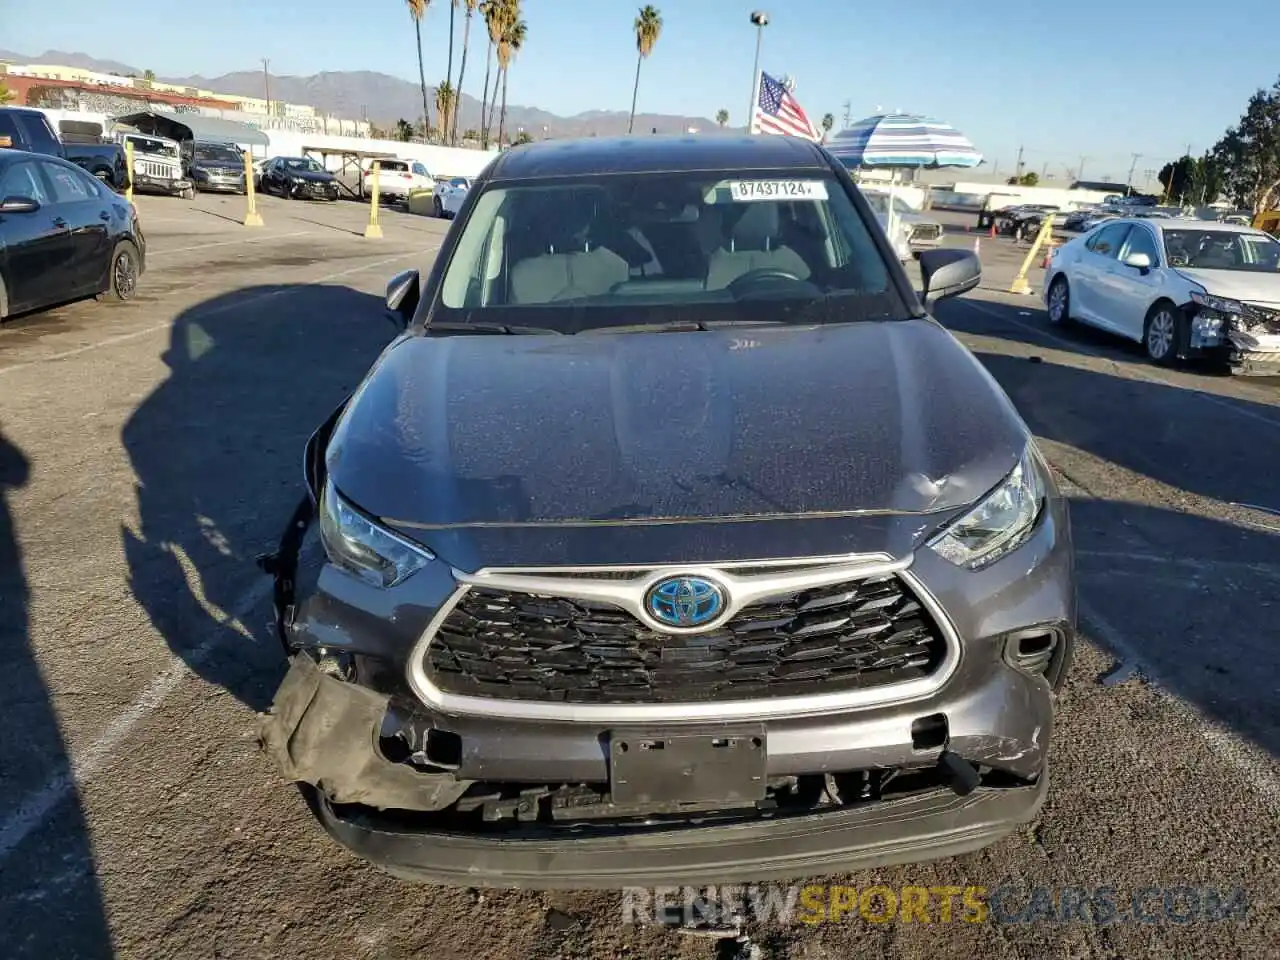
left=425, top=322, right=561, bottom=336
left=579, top=320, right=787, bottom=335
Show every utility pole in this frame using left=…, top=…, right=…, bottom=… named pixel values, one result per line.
left=1125, top=153, right=1142, bottom=196
left=1014, top=145, right=1025, bottom=183
left=1076, top=154, right=1087, bottom=184
left=841, top=100, right=851, bottom=130
left=1041, top=160, right=1049, bottom=180
left=262, top=58, right=271, bottom=116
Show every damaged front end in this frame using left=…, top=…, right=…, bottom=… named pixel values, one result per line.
left=1183, top=293, right=1280, bottom=374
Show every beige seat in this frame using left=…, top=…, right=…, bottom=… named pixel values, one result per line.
left=509, top=245, right=630, bottom=304
left=705, top=204, right=811, bottom=290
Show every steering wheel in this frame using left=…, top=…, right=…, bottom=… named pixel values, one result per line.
left=727, top=268, right=816, bottom=297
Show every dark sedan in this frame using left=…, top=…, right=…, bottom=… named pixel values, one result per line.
left=259, top=156, right=340, bottom=201
left=0, top=148, right=144, bottom=321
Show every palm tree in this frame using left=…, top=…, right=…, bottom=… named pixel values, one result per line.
left=406, top=0, right=433, bottom=138
left=628, top=6, right=662, bottom=135
left=436, top=81, right=457, bottom=141
left=715, top=109, right=729, bottom=128
left=820, top=113, right=834, bottom=142
left=451, top=0, right=479, bottom=145
left=479, top=0, right=509, bottom=148
left=395, top=118, right=415, bottom=141
left=0, top=81, right=13, bottom=105
left=496, top=10, right=526, bottom=148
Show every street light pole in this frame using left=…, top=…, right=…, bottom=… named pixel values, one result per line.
left=747, top=11, right=769, bottom=133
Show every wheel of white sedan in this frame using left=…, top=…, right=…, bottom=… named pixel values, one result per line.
left=1144, top=303, right=1180, bottom=365
left=1047, top=276, right=1071, bottom=325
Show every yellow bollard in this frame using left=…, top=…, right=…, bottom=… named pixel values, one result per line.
left=243, top=151, right=264, bottom=227
left=1008, top=216, right=1055, bottom=295
left=124, top=140, right=134, bottom=204
left=364, top=161, right=383, bottom=239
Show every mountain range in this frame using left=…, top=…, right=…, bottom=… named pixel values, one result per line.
left=0, top=49, right=734, bottom=138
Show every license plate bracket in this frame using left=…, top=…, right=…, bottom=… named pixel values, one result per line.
left=608, top=726, right=768, bottom=807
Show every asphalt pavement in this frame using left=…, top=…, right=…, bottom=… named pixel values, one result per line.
left=0, top=194, right=1276, bottom=960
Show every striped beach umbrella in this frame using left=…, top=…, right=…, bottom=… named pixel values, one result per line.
left=827, top=114, right=983, bottom=169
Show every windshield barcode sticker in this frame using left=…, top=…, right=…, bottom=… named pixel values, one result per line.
left=725, top=180, right=828, bottom=202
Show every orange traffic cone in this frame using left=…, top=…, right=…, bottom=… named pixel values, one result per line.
left=989, top=223, right=997, bottom=239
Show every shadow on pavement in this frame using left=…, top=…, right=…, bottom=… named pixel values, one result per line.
left=0, top=429, right=113, bottom=958
left=120, top=283, right=395, bottom=711
left=940, top=295, right=1280, bottom=758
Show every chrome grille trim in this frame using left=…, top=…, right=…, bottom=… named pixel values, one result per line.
left=406, top=553, right=962, bottom=722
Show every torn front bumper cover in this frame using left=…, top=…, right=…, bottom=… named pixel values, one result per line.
left=1226, top=330, right=1280, bottom=375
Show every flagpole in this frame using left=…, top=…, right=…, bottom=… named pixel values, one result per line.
left=747, top=11, right=769, bottom=134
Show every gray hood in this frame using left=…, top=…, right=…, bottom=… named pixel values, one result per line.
left=326, top=319, right=1029, bottom=565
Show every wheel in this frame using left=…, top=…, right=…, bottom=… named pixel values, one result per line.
left=1143, top=302, right=1182, bottom=365
left=103, top=241, right=140, bottom=302
left=182, top=187, right=195, bottom=200
left=1046, top=275, right=1071, bottom=325
left=433, top=196, right=443, bottom=217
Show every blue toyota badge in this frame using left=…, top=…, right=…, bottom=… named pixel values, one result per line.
left=645, top=576, right=725, bottom=628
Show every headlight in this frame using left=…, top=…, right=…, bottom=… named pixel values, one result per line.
left=291, top=176, right=306, bottom=185
left=927, top=447, right=1046, bottom=570
left=1190, top=291, right=1243, bottom=316
left=318, top=478, right=433, bottom=587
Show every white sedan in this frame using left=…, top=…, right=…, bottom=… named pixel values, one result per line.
left=1044, top=218, right=1280, bottom=374
left=432, top=176, right=472, bottom=218
left=363, top=158, right=434, bottom=201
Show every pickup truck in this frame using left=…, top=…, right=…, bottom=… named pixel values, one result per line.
left=0, top=106, right=131, bottom=192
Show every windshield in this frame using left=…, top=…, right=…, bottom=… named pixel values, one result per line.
left=195, top=144, right=241, bottom=163
left=861, top=192, right=914, bottom=217
left=284, top=158, right=324, bottom=172
left=436, top=171, right=902, bottom=332
left=129, top=137, right=178, bottom=158
left=1163, top=229, right=1280, bottom=272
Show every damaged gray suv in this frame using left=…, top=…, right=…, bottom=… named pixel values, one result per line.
left=258, top=135, right=1075, bottom=888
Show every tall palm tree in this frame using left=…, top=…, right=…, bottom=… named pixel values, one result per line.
left=451, top=0, right=479, bottom=145
left=628, top=6, right=662, bottom=135
left=715, top=109, right=728, bottom=128
left=446, top=0, right=457, bottom=110
left=820, top=113, right=834, bottom=142
left=479, top=0, right=509, bottom=148
left=406, top=0, right=433, bottom=137
left=436, top=81, right=457, bottom=141
left=497, top=10, right=526, bottom=148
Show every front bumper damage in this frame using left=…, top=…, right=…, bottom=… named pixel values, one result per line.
left=1182, top=301, right=1280, bottom=374
left=255, top=479, right=1074, bottom=887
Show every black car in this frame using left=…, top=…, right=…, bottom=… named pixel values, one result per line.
left=0, top=148, right=144, bottom=320
left=258, top=135, right=1075, bottom=888
left=188, top=141, right=247, bottom=194
left=258, top=156, right=339, bottom=201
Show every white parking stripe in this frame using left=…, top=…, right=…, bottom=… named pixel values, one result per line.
left=0, top=249, right=426, bottom=379
left=960, top=298, right=1280, bottom=431
left=149, top=231, right=312, bottom=257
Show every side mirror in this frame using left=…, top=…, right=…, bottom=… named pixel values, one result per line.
left=918, top=248, right=981, bottom=306
left=1123, top=251, right=1152, bottom=272
left=384, top=269, right=420, bottom=330
left=0, top=195, right=40, bottom=214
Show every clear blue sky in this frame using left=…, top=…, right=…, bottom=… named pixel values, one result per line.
left=6, top=0, right=1277, bottom=184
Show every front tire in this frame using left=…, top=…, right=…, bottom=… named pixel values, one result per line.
left=104, top=241, right=140, bottom=302
left=433, top=196, right=443, bottom=218
left=1144, top=302, right=1182, bottom=366
left=1046, top=275, right=1071, bottom=325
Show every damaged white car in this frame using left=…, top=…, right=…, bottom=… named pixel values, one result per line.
left=1045, top=218, right=1280, bottom=374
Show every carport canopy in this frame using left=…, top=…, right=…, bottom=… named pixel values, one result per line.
left=111, top=109, right=270, bottom=148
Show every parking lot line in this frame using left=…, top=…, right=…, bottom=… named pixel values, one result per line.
left=0, top=249, right=428, bottom=379
left=960, top=298, right=1280, bottom=433
left=149, top=230, right=313, bottom=257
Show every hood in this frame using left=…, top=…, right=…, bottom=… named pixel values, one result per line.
left=288, top=169, right=336, bottom=182
left=326, top=320, right=1029, bottom=565
left=1175, top=268, right=1280, bottom=308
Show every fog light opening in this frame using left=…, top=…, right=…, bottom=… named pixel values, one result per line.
left=910, top=713, right=948, bottom=751
left=1006, top=629, right=1059, bottom=676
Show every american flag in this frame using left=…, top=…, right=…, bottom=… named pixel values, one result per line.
left=751, top=72, right=820, bottom=141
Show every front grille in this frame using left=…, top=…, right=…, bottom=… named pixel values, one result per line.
left=425, top=574, right=948, bottom=704
left=135, top=159, right=175, bottom=179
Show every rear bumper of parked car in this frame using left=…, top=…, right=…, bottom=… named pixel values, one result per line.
left=259, top=489, right=1075, bottom=888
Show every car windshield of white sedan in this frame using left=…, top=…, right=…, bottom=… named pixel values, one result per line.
left=861, top=191, right=914, bottom=217
left=1163, top=229, right=1280, bottom=272
left=437, top=173, right=901, bottom=328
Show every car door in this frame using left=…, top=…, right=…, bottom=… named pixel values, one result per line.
left=1072, top=222, right=1132, bottom=328
left=38, top=159, right=113, bottom=295
left=0, top=157, right=71, bottom=312
left=264, top=159, right=283, bottom=193
left=1105, top=222, right=1166, bottom=341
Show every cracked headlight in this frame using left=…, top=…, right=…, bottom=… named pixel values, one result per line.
left=318, top=477, right=433, bottom=587
left=928, top=447, right=1046, bottom=570
left=1190, top=291, right=1243, bottom=316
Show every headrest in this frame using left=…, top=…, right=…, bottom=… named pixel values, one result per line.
left=730, top=203, right=781, bottom=251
